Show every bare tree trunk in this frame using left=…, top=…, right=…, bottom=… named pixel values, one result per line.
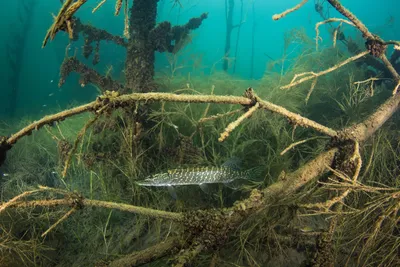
left=125, top=0, right=159, bottom=92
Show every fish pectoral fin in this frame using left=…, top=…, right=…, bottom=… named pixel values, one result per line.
left=199, top=183, right=211, bottom=194
left=167, top=185, right=178, bottom=200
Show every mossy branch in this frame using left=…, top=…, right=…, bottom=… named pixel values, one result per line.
left=0, top=186, right=61, bottom=214
left=272, top=0, right=309, bottom=21
left=109, top=237, right=183, bottom=267
left=43, top=0, right=127, bottom=47
left=327, top=0, right=400, bottom=82
left=218, top=102, right=260, bottom=142
left=173, top=244, right=205, bottom=267
left=7, top=196, right=184, bottom=222
left=59, top=57, right=126, bottom=92
left=326, top=0, right=373, bottom=40
left=42, top=0, right=85, bottom=47
left=3, top=90, right=337, bottom=157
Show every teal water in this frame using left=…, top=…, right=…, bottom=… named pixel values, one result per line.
left=0, top=2, right=399, bottom=266
left=0, top=0, right=398, bottom=118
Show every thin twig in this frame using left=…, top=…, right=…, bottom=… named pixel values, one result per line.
left=62, top=116, right=99, bottom=177
left=392, top=80, right=400, bottom=95
left=315, top=18, right=355, bottom=51
left=219, top=102, right=260, bottom=142
left=41, top=208, right=77, bottom=237
left=281, top=51, right=369, bottom=90
left=305, top=77, right=318, bottom=104
left=115, top=0, right=123, bottom=16
left=123, top=0, right=129, bottom=38
left=92, top=0, right=107, bottom=13
left=199, top=108, right=242, bottom=124
left=272, top=0, right=309, bottom=21
left=280, top=136, right=327, bottom=155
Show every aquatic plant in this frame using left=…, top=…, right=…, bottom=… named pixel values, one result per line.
left=0, top=1, right=400, bottom=266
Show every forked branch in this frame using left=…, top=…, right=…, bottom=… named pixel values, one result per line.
left=2, top=89, right=337, bottom=162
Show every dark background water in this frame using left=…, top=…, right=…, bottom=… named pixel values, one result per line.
left=0, top=0, right=398, bottom=120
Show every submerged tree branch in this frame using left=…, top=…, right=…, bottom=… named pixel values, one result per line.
left=42, top=0, right=85, bottom=47
left=59, top=57, right=126, bottom=92
left=73, top=18, right=127, bottom=47
left=4, top=90, right=336, bottom=154
left=272, top=0, right=309, bottom=21
left=327, top=0, right=400, bottom=82
left=281, top=51, right=369, bottom=90
left=43, top=0, right=127, bottom=48
left=338, top=90, right=400, bottom=142
left=8, top=197, right=184, bottom=222
left=109, top=237, right=183, bottom=267
left=326, top=0, right=373, bottom=39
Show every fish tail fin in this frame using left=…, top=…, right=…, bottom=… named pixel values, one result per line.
left=244, top=166, right=264, bottom=181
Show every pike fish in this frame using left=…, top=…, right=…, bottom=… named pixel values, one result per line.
left=137, top=166, right=253, bottom=187
left=137, top=158, right=262, bottom=198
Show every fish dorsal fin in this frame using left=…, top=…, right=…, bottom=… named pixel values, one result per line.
left=167, top=169, right=179, bottom=175
left=222, top=166, right=264, bottom=190
left=222, top=157, right=242, bottom=171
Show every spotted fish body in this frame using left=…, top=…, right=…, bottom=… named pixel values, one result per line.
left=137, top=166, right=250, bottom=187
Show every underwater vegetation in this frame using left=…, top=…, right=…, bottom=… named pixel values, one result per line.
left=0, top=0, right=400, bottom=267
